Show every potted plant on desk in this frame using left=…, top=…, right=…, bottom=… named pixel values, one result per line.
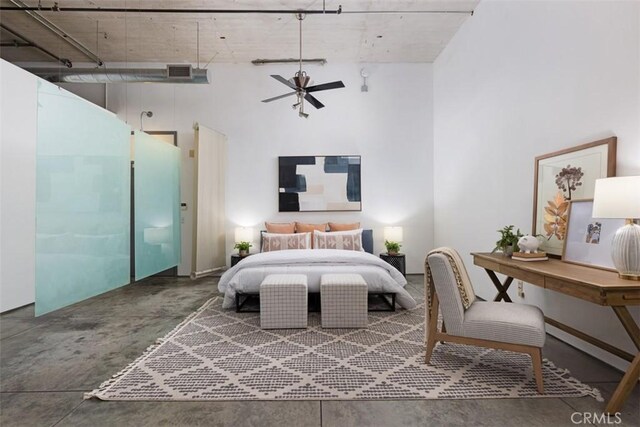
left=234, top=241, right=252, bottom=257
left=494, top=225, right=523, bottom=257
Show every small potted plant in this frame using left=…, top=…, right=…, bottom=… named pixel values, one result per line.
left=385, top=240, right=402, bottom=256
left=234, top=241, right=252, bottom=257
left=494, top=225, right=523, bottom=257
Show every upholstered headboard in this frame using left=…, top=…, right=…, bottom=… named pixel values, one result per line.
left=260, top=229, right=374, bottom=254
left=361, top=229, right=373, bottom=254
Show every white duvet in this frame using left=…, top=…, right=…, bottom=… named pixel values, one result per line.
left=218, top=249, right=416, bottom=309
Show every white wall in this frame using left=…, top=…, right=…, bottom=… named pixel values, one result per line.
left=59, top=83, right=106, bottom=108
left=433, top=0, right=640, bottom=371
left=0, top=59, right=37, bottom=312
left=106, top=63, right=434, bottom=273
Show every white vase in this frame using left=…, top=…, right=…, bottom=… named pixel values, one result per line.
left=611, top=222, right=640, bottom=280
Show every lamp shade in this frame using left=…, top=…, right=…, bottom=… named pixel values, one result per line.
left=592, top=176, right=640, bottom=219
left=384, top=226, right=403, bottom=242
left=234, top=227, right=253, bottom=243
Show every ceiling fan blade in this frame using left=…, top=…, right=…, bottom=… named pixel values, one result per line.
left=304, top=93, right=325, bottom=109
left=261, top=91, right=297, bottom=103
left=271, top=75, right=298, bottom=90
left=306, top=80, right=345, bottom=93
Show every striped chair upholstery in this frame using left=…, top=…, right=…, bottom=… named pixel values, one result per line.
left=425, top=251, right=546, bottom=393
left=260, top=274, right=308, bottom=329
left=320, top=273, right=368, bottom=328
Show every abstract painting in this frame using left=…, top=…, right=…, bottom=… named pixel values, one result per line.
left=532, top=137, right=616, bottom=257
left=279, top=156, right=361, bottom=212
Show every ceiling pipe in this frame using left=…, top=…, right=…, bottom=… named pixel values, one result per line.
left=26, top=67, right=209, bottom=84
left=7, top=0, right=104, bottom=66
left=251, top=58, right=326, bottom=66
left=0, top=23, right=72, bottom=67
left=0, top=5, right=343, bottom=14
left=0, top=5, right=474, bottom=15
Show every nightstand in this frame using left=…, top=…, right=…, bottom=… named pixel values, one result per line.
left=380, top=253, right=406, bottom=276
left=231, top=253, right=254, bottom=267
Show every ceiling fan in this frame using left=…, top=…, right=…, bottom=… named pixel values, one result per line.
left=261, top=13, right=345, bottom=118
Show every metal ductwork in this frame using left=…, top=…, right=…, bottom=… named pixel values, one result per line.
left=25, top=65, right=209, bottom=84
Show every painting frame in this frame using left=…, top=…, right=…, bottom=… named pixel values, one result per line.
left=278, top=155, right=362, bottom=212
left=532, top=137, right=616, bottom=257
left=561, top=199, right=625, bottom=271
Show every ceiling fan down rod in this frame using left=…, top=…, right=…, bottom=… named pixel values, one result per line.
left=0, top=5, right=343, bottom=15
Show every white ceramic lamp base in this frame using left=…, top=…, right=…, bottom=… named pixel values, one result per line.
left=611, top=222, right=640, bottom=281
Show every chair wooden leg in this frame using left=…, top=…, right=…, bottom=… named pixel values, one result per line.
left=425, top=293, right=440, bottom=364
left=531, top=347, right=544, bottom=394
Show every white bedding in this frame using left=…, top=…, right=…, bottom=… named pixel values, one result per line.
left=218, top=249, right=416, bottom=309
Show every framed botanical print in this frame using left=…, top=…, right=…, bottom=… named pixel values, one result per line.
left=532, top=137, right=616, bottom=257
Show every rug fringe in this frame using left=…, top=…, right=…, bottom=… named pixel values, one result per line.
left=84, top=296, right=219, bottom=400
left=543, top=358, right=604, bottom=402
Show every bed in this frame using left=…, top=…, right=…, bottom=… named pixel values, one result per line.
left=218, top=243, right=417, bottom=311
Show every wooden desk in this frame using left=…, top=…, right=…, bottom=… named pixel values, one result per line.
left=472, top=253, right=640, bottom=414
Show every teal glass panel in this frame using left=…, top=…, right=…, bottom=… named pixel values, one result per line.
left=35, top=81, right=131, bottom=316
left=134, top=131, right=181, bottom=280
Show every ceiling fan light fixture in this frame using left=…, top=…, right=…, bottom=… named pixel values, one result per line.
left=260, top=11, right=345, bottom=118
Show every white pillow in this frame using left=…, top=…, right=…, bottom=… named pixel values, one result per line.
left=262, top=232, right=311, bottom=252
left=313, top=229, right=364, bottom=252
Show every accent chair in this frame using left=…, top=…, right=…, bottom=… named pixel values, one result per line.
left=425, top=248, right=546, bottom=393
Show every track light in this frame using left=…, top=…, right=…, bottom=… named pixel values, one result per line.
left=299, top=111, right=309, bottom=118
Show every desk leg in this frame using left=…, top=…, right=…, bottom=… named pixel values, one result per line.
left=484, top=269, right=513, bottom=302
left=605, top=306, right=640, bottom=414
left=612, top=306, right=640, bottom=350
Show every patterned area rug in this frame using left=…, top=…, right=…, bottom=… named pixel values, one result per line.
left=87, top=297, right=602, bottom=401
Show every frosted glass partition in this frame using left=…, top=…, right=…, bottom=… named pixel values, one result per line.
left=35, top=81, right=131, bottom=316
left=134, top=131, right=181, bottom=280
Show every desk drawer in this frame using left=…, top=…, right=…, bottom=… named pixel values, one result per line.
left=545, top=277, right=604, bottom=305
left=605, top=290, right=640, bottom=306
left=499, top=265, right=545, bottom=287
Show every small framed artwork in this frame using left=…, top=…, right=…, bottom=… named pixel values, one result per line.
left=532, top=137, right=616, bottom=257
left=278, top=155, right=361, bottom=212
left=562, top=199, right=625, bottom=271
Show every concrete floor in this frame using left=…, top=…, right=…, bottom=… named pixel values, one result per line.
left=0, top=275, right=638, bottom=427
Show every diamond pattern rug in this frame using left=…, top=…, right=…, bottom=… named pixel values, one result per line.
left=87, top=297, right=602, bottom=401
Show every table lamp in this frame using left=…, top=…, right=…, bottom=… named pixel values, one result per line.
left=235, top=227, right=254, bottom=244
left=592, top=176, right=640, bottom=280
left=384, top=226, right=403, bottom=255
left=234, top=227, right=254, bottom=256
left=384, top=226, right=403, bottom=243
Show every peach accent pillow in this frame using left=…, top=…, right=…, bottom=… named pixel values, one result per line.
left=265, top=222, right=295, bottom=234
left=314, top=229, right=364, bottom=252
left=295, top=222, right=328, bottom=233
left=328, top=222, right=360, bottom=232
left=295, top=222, right=328, bottom=248
left=262, top=232, right=311, bottom=252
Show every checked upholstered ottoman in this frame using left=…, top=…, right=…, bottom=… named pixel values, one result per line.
left=320, top=273, right=368, bottom=328
left=260, top=274, right=308, bottom=329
